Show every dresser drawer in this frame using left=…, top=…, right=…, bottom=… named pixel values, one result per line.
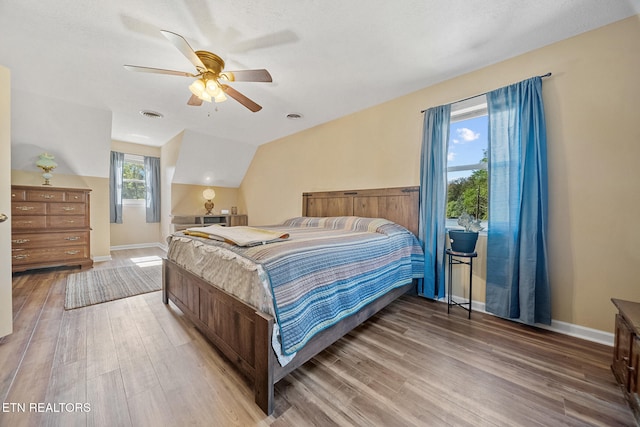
left=12, top=231, right=89, bottom=249
left=11, top=189, right=27, bottom=201
left=49, top=202, right=86, bottom=215
left=64, top=191, right=86, bottom=203
left=12, top=202, right=47, bottom=216
left=48, top=215, right=88, bottom=228
left=12, top=216, right=47, bottom=230
left=26, top=189, right=64, bottom=202
left=11, top=245, right=89, bottom=265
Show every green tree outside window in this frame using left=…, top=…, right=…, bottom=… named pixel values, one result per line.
left=123, top=160, right=146, bottom=200
left=446, top=153, right=488, bottom=220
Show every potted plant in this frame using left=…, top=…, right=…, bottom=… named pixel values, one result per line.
left=449, top=212, right=483, bottom=253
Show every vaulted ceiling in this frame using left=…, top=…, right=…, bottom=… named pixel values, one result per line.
left=2, top=1, right=638, bottom=185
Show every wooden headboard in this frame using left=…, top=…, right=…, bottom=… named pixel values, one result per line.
left=302, top=186, right=420, bottom=236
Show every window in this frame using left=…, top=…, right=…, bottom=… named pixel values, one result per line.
left=122, top=154, right=146, bottom=202
left=446, top=95, right=488, bottom=229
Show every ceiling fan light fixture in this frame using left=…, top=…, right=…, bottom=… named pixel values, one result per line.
left=189, top=79, right=206, bottom=97
left=125, top=30, right=269, bottom=112
left=198, top=91, right=212, bottom=102
left=205, top=79, right=220, bottom=96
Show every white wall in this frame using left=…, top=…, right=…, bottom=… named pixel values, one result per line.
left=11, top=91, right=112, bottom=178
left=0, top=65, right=13, bottom=337
left=173, top=129, right=256, bottom=187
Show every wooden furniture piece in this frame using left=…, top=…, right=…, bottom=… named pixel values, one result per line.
left=446, top=249, right=477, bottom=319
left=11, top=185, right=92, bottom=273
left=163, top=186, right=420, bottom=415
left=171, top=214, right=248, bottom=232
left=612, top=298, right=640, bottom=423
left=302, top=186, right=419, bottom=236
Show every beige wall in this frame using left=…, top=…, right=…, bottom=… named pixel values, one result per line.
left=163, top=132, right=243, bottom=236
left=109, top=140, right=162, bottom=247
left=240, top=16, right=640, bottom=333
left=11, top=170, right=111, bottom=260
left=160, top=131, right=183, bottom=244
left=171, top=184, right=241, bottom=217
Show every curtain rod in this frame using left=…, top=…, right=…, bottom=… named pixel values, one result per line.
left=420, top=72, right=552, bottom=113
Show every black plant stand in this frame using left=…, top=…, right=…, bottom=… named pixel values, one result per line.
left=446, top=249, right=477, bottom=319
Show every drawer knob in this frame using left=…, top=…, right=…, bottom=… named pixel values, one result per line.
left=12, top=254, right=29, bottom=260
left=65, top=236, right=80, bottom=241
left=16, top=206, right=34, bottom=211
left=12, top=239, right=30, bottom=244
left=41, top=194, right=55, bottom=199
left=62, top=207, right=76, bottom=211
left=65, top=250, right=80, bottom=255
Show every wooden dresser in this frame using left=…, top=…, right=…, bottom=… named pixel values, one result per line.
left=11, top=185, right=93, bottom=273
left=612, top=298, right=640, bottom=423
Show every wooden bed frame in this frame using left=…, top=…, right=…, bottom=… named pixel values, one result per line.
left=162, top=186, right=420, bottom=414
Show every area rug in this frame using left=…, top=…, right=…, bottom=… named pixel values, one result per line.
left=65, top=264, right=162, bottom=310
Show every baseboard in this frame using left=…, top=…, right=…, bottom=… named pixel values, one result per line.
left=110, top=242, right=167, bottom=252
left=444, top=296, right=614, bottom=347
left=92, top=255, right=112, bottom=263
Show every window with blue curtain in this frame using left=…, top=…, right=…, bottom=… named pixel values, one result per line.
left=485, top=76, right=551, bottom=325
left=109, top=151, right=124, bottom=224
left=418, top=105, right=451, bottom=299
left=418, top=76, right=551, bottom=325
left=110, top=152, right=161, bottom=224
left=144, top=156, right=161, bottom=223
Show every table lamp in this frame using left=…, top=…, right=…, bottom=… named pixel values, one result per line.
left=35, top=153, right=58, bottom=186
left=203, top=188, right=216, bottom=215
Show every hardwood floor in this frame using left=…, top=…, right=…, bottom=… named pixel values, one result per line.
left=1, top=248, right=635, bottom=426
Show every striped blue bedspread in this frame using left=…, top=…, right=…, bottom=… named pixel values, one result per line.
left=181, top=217, right=424, bottom=355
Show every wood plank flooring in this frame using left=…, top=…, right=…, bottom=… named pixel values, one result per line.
left=0, top=248, right=635, bottom=426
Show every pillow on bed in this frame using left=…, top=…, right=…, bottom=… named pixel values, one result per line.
left=281, top=216, right=392, bottom=233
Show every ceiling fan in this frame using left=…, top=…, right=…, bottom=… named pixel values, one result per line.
left=124, top=30, right=272, bottom=112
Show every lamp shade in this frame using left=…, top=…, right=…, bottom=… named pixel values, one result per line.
left=203, top=188, right=216, bottom=200
left=36, top=153, right=58, bottom=170
left=189, top=79, right=205, bottom=97
left=214, top=91, right=227, bottom=103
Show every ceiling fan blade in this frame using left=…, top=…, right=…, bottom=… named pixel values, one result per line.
left=160, top=30, right=207, bottom=72
left=187, top=94, right=203, bottom=106
left=220, top=69, right=272, bottom=82
left=221, top=85, right=262, bottom=112
left=124, top=65, right=196, bottom=77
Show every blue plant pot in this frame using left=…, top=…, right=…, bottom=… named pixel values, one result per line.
left=448, top=230, right=479, bottom=254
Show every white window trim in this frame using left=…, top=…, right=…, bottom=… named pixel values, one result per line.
left=447, top=95, right=489, bottom=231
left=123, top=153, right=146, bottom=203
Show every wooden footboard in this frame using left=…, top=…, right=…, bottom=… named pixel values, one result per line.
left=163, top=258, right=414, bottom=415
left=162, top=258, right=276, bottom=413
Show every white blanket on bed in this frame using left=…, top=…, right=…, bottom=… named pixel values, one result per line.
left=185, top=225, right=289, bottom=247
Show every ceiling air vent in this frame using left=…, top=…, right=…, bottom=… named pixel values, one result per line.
left=286, top=113, right=303, bottom=120
left=139, top=110, right=164, bottom=119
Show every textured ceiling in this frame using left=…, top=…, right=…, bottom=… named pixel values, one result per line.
left=1, top=1, right=639, bottom=183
